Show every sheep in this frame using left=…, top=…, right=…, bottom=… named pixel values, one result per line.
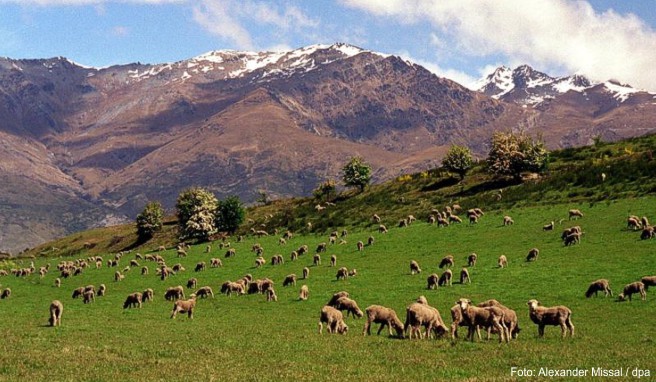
left=367, top=236, right=375, bottom=246
left=172, top=264, right=185, bottom=273
left=498, top=255, right=508, bottom=268
left=329, top=236, right=336, bottom=245
left=164, top=285, right=185, bottom=301
left=618, top=282, right=646, bottom=301
left=222, top=281, right=245, bottom=296
left=477, top=299, right=521, bottom=340
left=313, top=254, right=321, bottom=266
left=363, top=305, right=404, bottom=337
left=283, top=230, right=294, bottom=240
left=543, top=221, right=555, bottom=231
left=410, top=260, right=422, bottom=275
left=114, top=271, right=124, bottom=282
left=449, top=304, right=467, bottom=339
left=283, top=274, right=297, bottom=287
left=123, top=292, right=143, bottom=309
left=55, top=278, right=61, bottom=288
left=467, top=253, right=478, bottom=267
left=129, top=259, right=139, bottom=268
left=460, top=268, right=471, bottom=284
left=641, top=276, right=656, bottom=291
left=247, top=280, right=264, bottom=294
left=427, top=215, right=436, bottom=225
left=437, top=216, right=450, bottom=227
left=527, top=299, right=574, bottom=338
left=378, top=224, right=388, bottom=234
left=348, top=269, right=357, bottom=277
left=82, top=290, right=95, bottom=304
left=568, top=209, right=583, bottom=220
left=372, top=214, right=381, bottom=224
left=398, top=219, right=408, bottom=228
left=456, top=298, right=508, bottom=343
left=97, top=284, right=106, bottom=297
left=318, top=305, right=348, bottom=334
left=526, top=248, right=539, bottom=262
left=266, top=288, right=278, bottom=302
left=195, top=286, right=214, bottom=299
left=427, top=273, right=439, bottom=290
left=171, top=295, right=197, bottom=319
left=302, top=267, right=310, bottom=280
left=297, top=244, right=309, bottom=256
left=503, top=216, right=514, bottom=226
left=438, top=255, right=454, bottom=269
left=255, top=257, right=265, bottom=268
left=290, top=251, right=298, bottom=261
left=159, top=266, right=171, bottom=281
left=327, top=291, right=350, bottom=307
left=585, top=279, right=613, bottom=298
left=564, top=232, right=582, bottom=246
left=641, top=226, right=655, bottom=240
left=142, top=288, right=154, bottom=302
left=176, top=249, right=187, bottom=258
left=0, top=288, right=11, bottom=299
left=194, top=262, right=206, bottom=272
left=316, top=242, right=327, bottom=253
left=468, top=213, right=479, bottom=224
left=210, top=258, right=223, bottom=268
left=141, top=266, right=149, bottom=275
left=260, top=278, right=274, bottom=292
left=356, top=241, right=364, bottom=251
left=49, top=300, right=63, bottom=327
left=72, top=286, right=85, bottom=299
left=407, top=215, right=416, bottom=224
left=438, top=270, right=453, bottom=287
left=336, top=267, right=349, bottom=280
left=251, top=244, right=263, bottom=255
left=299, top=285, right=309, bottom=301
left=449, top=215, right=463, bottom=224
left=278, top=237, right=286, bottom=245
left=627, top=217, right=642, bottom=230
left=416, top=295, right=428, bottom=305
left=334, top=296, right=364, bottom=318
left=330, top=255, right=337, bottom=267
left=404, top=302, right=448, bottom=339
left=187, top=278, right=198, bottom=289
left=640, top=216, right=650, bottom=227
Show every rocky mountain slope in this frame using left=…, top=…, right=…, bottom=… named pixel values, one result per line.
left=1, top=44, right=655, bottom=253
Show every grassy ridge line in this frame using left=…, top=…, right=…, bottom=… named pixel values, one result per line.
left=0, top=197, right=654, bottom=380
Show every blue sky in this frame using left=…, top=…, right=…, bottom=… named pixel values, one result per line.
left=1, top=1, right=656, bottom=90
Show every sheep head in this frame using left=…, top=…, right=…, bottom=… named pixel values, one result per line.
left=416, top=295, right=428, bottom=305
left=457, top=298, right=472, bottom=311
left=527, top=299, right=540, bottom=310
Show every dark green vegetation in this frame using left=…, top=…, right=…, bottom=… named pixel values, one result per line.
left=1, top=134, right=655, bottom=381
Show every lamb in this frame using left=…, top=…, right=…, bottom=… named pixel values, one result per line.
left=336, top=267, right=349, bottom=280
left=334, top=296, right=364, bottom=318
left=49, top=300, right=63, bottom=327
left=503, top=216, right=514, bottom=226
left=299, top=285, right=309, bottom=301
left=283, top=274, right=297, bottom=287
left=330, top=255, right=337, bottom=267
left=439, top=255, right=454, bottom=269
left=313, top=254, right=321, bottom=266
left=0, top=288, right=11, bottom=299
left=568, top=209, right=583, bottom=220
left=410, top=260, right=422, bottom=275
left=363, top=305, right=404, bottom=337
left=142, top=288, right=154, bottom=302
left=195, top=286, right=214, bottom=299
left=171, top=294, right=197, bottom=319
left=456, top=298, right=508, bottom=343
left=640, top=276, right=656, bottom=291
left=467, top=253, right=477, bottom=267
left=404, top=302, right=448, bottom=339
left=302, top=267, right=310, bottom=280
left=210, top=258, right=223, bottom=268
left=318, top=305, right=348, bottom=334
left=498, top=255, right=508, bottom=268
left=618, top=282, right=646, bottom=301
left=438, top=270, right=453, bottom=287
left=187, top=278, right=198, bottom=289
left=83, top=290, right=95, bottom=304
left=427, top=273, right=439, bottom=290
left=378, top=224, right=388, bottom=234
left=123, top=292, right=143, bottom=309
left=585, top=279, right=613, bottom=298
left=526, top=248, right=539, bottom=262
left=164, top=285, right=185, bottom=301
left=543, top=221, right=555, bottom=231
left=327, top=291, right=350, bottom=307
left=460, top=268, right=471, bottom=284
left=527, top=299, right=574, bottom=338
left=194, top=262, right=206, bottom=272
left=266, top=287, right=278, bottom=302
left=55, top=278, right=61, bottom=288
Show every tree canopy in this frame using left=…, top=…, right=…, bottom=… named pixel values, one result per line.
left=342, top=156, right=372, bottom=192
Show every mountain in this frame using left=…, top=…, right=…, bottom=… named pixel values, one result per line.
left=1, top=44, right=655, bottom=253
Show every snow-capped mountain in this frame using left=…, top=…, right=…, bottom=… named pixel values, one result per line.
left=476, top=65, right=653, bottom=106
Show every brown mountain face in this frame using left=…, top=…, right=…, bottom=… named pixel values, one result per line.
left=0, top=44, right=655, bottom=253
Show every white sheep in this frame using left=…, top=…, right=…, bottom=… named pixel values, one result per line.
left=526, top=299, right=574, bottom=338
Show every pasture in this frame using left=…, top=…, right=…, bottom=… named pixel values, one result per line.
left=1, top=197, right=655, bottom=381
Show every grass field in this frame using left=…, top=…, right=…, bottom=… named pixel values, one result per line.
left=1, top=197, right=655, bottom=381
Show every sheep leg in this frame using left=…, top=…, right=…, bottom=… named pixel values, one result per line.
left=171, top=308, right=178, bottom=319
left=318, top=322, right=323, bottom=334
left=567, top=317, right=575, bottom=337
left=377, top=323, right=387, bottom=336
left=363, top=320, right=371, bottom=336
left=538, top=325, right=545, bottom=337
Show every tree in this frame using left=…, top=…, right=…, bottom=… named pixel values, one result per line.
left=215, top=195, right=245, bottom=234
left=342, top=156, right=372, bottom=192
left=313, top=179, right=337, bottom=202
left=442, top=145, right=474, bottom=180
left=486, top=131, right=549, bottom=180
left=135, top=201, right=163, bottom=241
left=176, top=187, right=218, bottom=241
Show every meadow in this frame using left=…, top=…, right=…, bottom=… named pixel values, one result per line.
left=1, top=196, right=655, bottom=381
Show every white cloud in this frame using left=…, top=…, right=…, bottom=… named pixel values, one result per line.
left=0, top=0, right=184, bottom=4
left=192, top=1, right=254, bottom=50
left=396, top=51, right=477, bottom=89
left=341, top=0, right=656, bottom=91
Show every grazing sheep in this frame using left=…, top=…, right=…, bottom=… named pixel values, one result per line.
left=327, top=291, right=350, bottom=307
left=194, top=262, right=206, bottom=272
left=302, top=267, right=310, bottom=280
left=283, top=274, right=297, bottom=287
left=468, top=213, right=479, bottom=224
left=503, top=216, right=514, bottom=226
left=641, top=216, right=650, bottom=228
left=313, top=254, right=321, bottom=266
left=410, top=260, right=422, bottom=275
left=266, top=288, right=278, bottom=302
left=416, top=295, right=428, bottom=305
left=460, top=268, right=471, bottom=284
left=72, top=286, right=85, bottom=299
left=427, top=215, right=436, bottom=224
left=640, top=276, right=656, bottom=291
left=348, top=269, right=357, bottom=277
left=260, top=278, right=274, bottom=292
left=176, top=249, right=187, bottom=258
left=356, top=241, right=364, bottom=251
left=526, top=299, right=574, bottom=338
left=498, top=255, right=508, bottom=268
left=467, top=253, right=478, bottom=267
left=449, top=215, right=463, bottom=224
left=404, top=302, right=448, bottom=339
left=334, top=296, right=364, bottom=318
left=297, top=245, right=309, bottom=256
left=187, top=278, right=198, bottom=289
left=449, top=304, right=468, bottom=339
left=568, top=209, right=583, bottom=220
left=330, top=255, right=337, bottom=267
left=618, top=282, right=646, bottom=301
left=564, top=232, right=582, bottom=246
left=290, top=251, right=298, bottom=261
left=398, top=219, right=408, bottom=228
left=318, top=305, right=348, bottom=334
left=641, top=226, right=655, bottom=240
left=255, top=257, right=265, bottom=268
left=378, top=224, right=389, bottom=234
left=114, top=271, right=124, bottom=282
left=627, top=217, right=642, bottom=230
left=438, top=270, right=453, bottom=287
left=585, top=279, right=613, bottom=298
left=55, top=278, right=61, bottom=288
left=222, top=281, right=245, bottom=296
left=142, top=288, right=154, bottom=302
left=210, top=258, right=223, bottom=268
left=130, top=259, right=139, bottom=268
left=299, top=285, right=309, bottom=301
left=367, top=236, right=375, bottom=246
left=363, top=305, right=404, bottom=337
left=439, top=255, right=454, bottom=269
left=83, top=290, right=95, bottom=304
left=172, top=264, right=185, bottom=273
left=0, top=288, right=11, bottom=299
left=336, top=267, right=349, bottom=280
left=141, top=266, right=149, bottom=275
left=316, top=242, right=327, bottom=253
left=123, top=292, right=143, bottom=309
left=457, top=298, right=508, bottom=343
left=195, top=286, right=214, bottom=299
left=477, top=299, right=520, bottom=340
left=543, top=221, right=555, bottom=231
left=526, top=248, right=539, bottom=262
left=164, top=285, right=185, bottom=301
left=49, top=300, right=63, bottom=327
left=427, top=273, right=439, bottom=290
left=171, top=295, right=197, bottom=319
left=372, top=214, right=381, bottom=224
left=278, top=237, right=286, bottom=245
